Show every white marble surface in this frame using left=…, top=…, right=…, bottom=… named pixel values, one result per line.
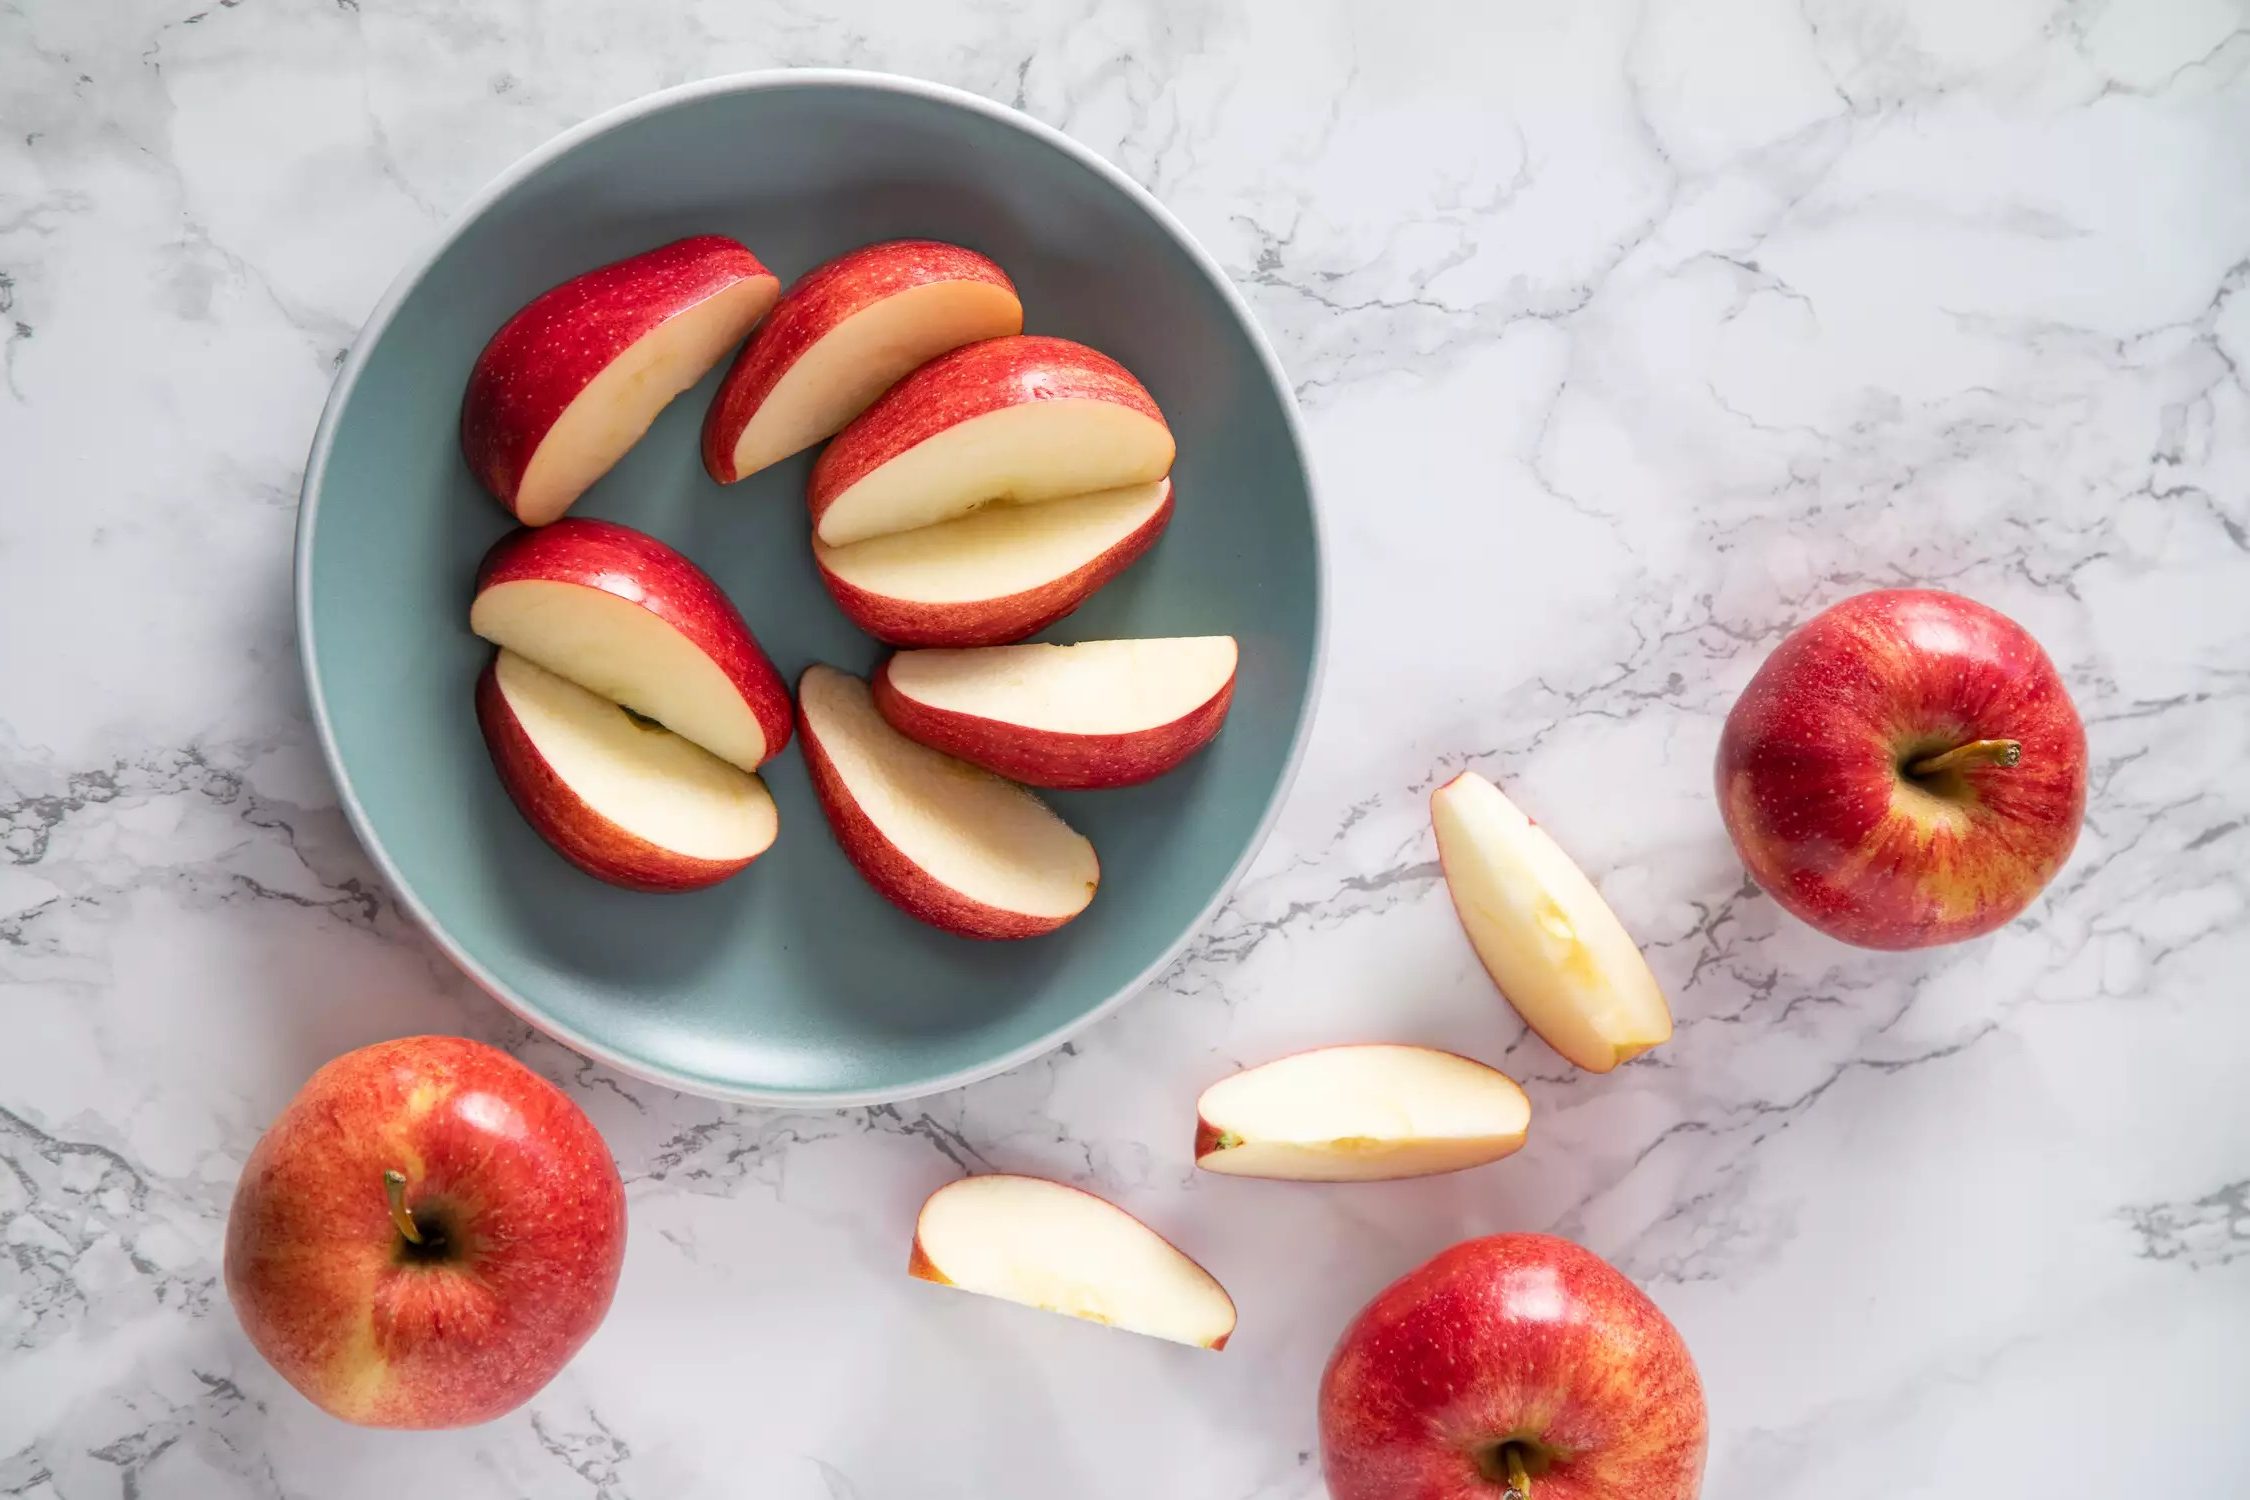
left=5, top=1, right=2249, bottom=1495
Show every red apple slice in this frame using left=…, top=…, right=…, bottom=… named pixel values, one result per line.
left=908, top=1175, right=1235, bottom=1349
left=873, top=636, right=1236, bottom=789
left=808, top=335, right=1174, bottom=547
left=477, top=651, right=777, bottom=892
left=462, top=235, right=780, bottom=525
left=1430, top=773, right=1673, bottom=1072
left=471, top=519, right=791, bottom=773
left=1194, top=1045, right=1531, bottom=1181
left=701, top=240, right=1023, bottom=483
left=814, top=478, right=1172, bottom=647
left=796, top=665, right=1097, bottom=939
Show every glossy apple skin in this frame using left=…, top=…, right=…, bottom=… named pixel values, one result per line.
left=460, top=235, right=776, bottom=518
left=872, top=652, right=1233, bottom=789
left=473, top=657, right=764, bottom=892
left=1321, top=1234, right=1706, bottom=1500
left=701, top=240, right=1019, bottom=483
left=474, top=517, right=793, bottom=766
left=223, top=1036, right=626, bottom=1429
left=814, top=482, right=1174, bottom=648
left=1716, top=588, right=2086, bottom=949
left=806, top=334, right=1169, bottom=536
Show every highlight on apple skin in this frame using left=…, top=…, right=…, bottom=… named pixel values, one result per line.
left=1193, top=1044, right=1530, bottom=1182
left=461, top=235, right=779, bottom=525
left=1716, top=587, right=2087, bottom=950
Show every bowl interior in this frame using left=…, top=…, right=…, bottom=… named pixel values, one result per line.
left=302, top=76, right=1320, bottom=1103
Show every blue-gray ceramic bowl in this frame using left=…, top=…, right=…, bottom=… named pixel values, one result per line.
left=297, top=72, right=1323, bottom=1105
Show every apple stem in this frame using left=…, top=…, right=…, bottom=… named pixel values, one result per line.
left=383, top=1168, right=425, bottom=1245
left=1906, top=738, right=2021, bottom=778
left=1503, top=1445, right=1531, bottom=1500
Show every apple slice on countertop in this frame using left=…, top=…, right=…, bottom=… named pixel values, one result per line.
left=702, top=240, right=1023, bottom=484
left=1194, top=1045, right=1530, bottom=1181
left=814, top=478, right=1172, bottom=647
left=462, top=236, right=780, bottom=525
left=796, top=665, right=1097, bottom=939
left=808, top=335, right=1174, bottom=548
left=477, top=651, right=778, bottom=892
left=1430, top=772, right=1673, bottom=1072
left=873, top=636, right=1236, bottom=789
left=472, top=518, right=791, bottom=773
left=908, top=1175, right=1236, bottom=1349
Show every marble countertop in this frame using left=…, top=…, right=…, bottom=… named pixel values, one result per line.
left=6, top=2, right=2248, bottom=1496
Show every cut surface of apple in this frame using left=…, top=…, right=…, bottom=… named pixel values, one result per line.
left=462, top=236, right=780, bottom=526
left=1194, top=1045, right=1531, bottom=1181
left=472, top=519, right=791, bottom=773
left=478, top=651, right=777, bottom=891
left=797, top=666, right=1097, bottom=939
left=875, top=636, right=1237, bottom=788
left=815, top=479, right=1172, bottom=647
left=908, top=1175, right=1235, bottom=1349
left=1430, top=773, right=1673, bottom=1073
left=703, top=241, right=1023, bottom=483
left=809, top=335, right=1174, bottom=547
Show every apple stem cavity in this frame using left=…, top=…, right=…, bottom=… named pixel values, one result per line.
left=1906, top=738, right=2021, bottom=779
left=1476, top=1441, right=1535, bottom=1498
left=383, top=1168, right=426, bottom=1246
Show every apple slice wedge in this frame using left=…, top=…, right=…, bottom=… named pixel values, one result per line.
left=908, top=1175, right=1235, bottom=1349
left=1194, top=1045, right=1531, bottom=1181
left=702, top=240, right=1023, bottom=483
left=472, top=519, right=791, bottom=773
left=809, top=335, right=1174, bottom=548
left=797, top=665, right=1097, bottom=939
left=873, top=636, right=1236, bottom=789
left=462, top=236, right=780, bottom=525
left=477, top=651, right=777, bottom=891
left=1430, top=773, right=1674, bottom=1072
left=814, top=478, right=1172, bottom=647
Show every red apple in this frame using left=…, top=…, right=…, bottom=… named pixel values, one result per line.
left=223, top=1036, right=626, bottom=1429
left=701, top=239, right=1023, bottom=483
left=1716, top=588, right=2086, bottom=949
left=1321, top=1234, right=1706, bottom=1500
left=808, top=334, right=1174, bottom=547
left=472, top=517, right=792, bottom=772
left=461, top=235, right=779, bottom=525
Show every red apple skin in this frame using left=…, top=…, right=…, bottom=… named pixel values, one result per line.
left=474, top=517, right=793, bottom=766
left=872, top=653, right=1234, bottom=789
left=473, top=657, right=764, bottom=892
left=1321, top=1234, right=1706, bottom=1500
left=1716, top=588, right=2086, bottom=950
left=796, top=671, right=1095, bottom=940
left=701, top=240, right=1020, bottom=483
left=814, top=482, right=1175, bottom=648
left=806, top=334, right=1169, bottom=536
left=223, top=1036, right=626, bottom=1430
left=460, top=236, right=777, bottom=518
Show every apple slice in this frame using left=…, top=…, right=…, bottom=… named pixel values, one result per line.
left=796, top=665, right=1097, bottom=939
left=908, top=1175, right=1235, bottom=1349
left=1430, top=773, right=1674, bottom=1072
left=462, top=236, right=780, bottom=525
left=477, top=650, right=777, bottom=891
left=701, top=240, right=1023, bottom=484
left=814, top=478, right=1172, bottom=648
left=873, top=636, right=1236, bottom=789
left=471, top=519, right=791, bottom=773
left=809, top=335, right=1174, bottom=547
left=1194, top=1045, right=1531, bottom=1181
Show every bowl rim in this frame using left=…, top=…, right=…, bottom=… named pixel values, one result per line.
left=294, top=68, right=1329, bottom=1107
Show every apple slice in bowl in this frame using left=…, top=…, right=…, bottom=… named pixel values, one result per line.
left=1194, top=1045, right=1530, bottom=1181
left=909, top=1175, right=1235, bottom=1348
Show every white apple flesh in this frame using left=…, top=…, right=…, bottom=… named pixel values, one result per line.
left=1194, top=1045, right=1531, bottom=1182
left=1430, top=773, right=1674, bottom=1073
left=908, top=1175, right=1236, bottom=1349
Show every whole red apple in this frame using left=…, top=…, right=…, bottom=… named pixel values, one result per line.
left=1716, top=588, right=2086, bottom=949
left=1321, top=1233, right=1707, bottom=1500
left=224, top=1036, right=627, bottom=1428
